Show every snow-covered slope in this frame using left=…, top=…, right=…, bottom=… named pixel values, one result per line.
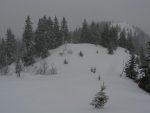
left=112, top=22, right=135, bottom=33
left=0, top=44, right=150, bottom=113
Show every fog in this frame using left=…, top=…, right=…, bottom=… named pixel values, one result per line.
left=0, top=0, right=150, bottom=37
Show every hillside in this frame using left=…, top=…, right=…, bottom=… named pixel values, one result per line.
left=0, top=44, right=150, bottom=113
left=112, top=22, right=150, bottom=46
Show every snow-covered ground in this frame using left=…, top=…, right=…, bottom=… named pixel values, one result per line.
left=0, top=44, right=150, bottom=113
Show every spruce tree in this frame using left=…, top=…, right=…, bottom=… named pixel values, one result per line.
left=90, top=82, right=109, bottom=109
left=109, top=27, right=118, bottom=50
left=80, top=19, right=91, bottom=43
left=90, top=22, right=101, bottom=45
left=125, top=54, right=137, bottom=80
left=0, top=38, right=7, bottom=68
left=53, top=16, right=62, bottom=48
left=45, top=17, right=55, bottom=50
left=139, top=42, right=150, bottom=92
left=61, top=17, right=69, bottom=44
left=34, top=16, right=49, bottom=58
left=6, top=29, right=16, bottom=64
left=126, top=32, right=134, bottom=53
left=118, top=29, right=127, bottom=48
left=22, top=16, right=35, bottom=66
left=101, top=24, right=110, bottom=48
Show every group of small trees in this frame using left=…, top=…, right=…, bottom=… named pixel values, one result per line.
left=23, top=16, right=70, bottom=65
left=36, top=61, right=57, bottom=75
left=72, top=20, right=135, bottom=55
left=0, top=15, right=69, bottom=76
left=138, top=42, right=150, bottom=92
left=125, top=54, right=138, bottom=81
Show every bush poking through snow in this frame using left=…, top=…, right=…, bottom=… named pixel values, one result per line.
left=79, top=51, right=84, bottom=57
left=37, top=61, right=57, bottom=75
left=49, top=63, right=57, bottom=75
left=91, top=67, right=96, bottom=74
left=59, top=52, right=64, bottom=56
left=96, top=50, right=99, bottom=54
left=90, top=82, right=109, bottom=109
left=15, top=60, right=23, bottom=77
left=98, top=75, right=101, bottom=81
left=64, top=59, right=68, bottom=64
left=36, top=60, right=48, bottom=75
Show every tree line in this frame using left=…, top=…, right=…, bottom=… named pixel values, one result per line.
left=0, top=15, right=138, bottom=71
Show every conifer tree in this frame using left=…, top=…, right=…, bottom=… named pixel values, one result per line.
left=0, top=38, right=7, bottom=68
left=34, top=16, right=49, bottom=58
left=101, top=24, right=110, bottom=48
left=91, top=82, right=109, bottom=109
left=22, top=16, right=35, bottom=66
left=45, top=16, right=54, bottom=50
left=109, top=27, right=118, bottom=50
left=80, top=19, right=91, bottom=43
left=118, top=29, right=127, bottom=48
left=126, top=32, right=134, bottom=53
left=61, top=17, right=69, bottom=44
left=90, top=22, right=101, bottom=45
left=6, top=29, right=16, bottom=64
left=125, top=54, right=137, bottom=80
left=53, top=16, right=62, bottom=48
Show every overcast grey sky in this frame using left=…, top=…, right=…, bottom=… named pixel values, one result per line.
left=0, top=0, right=150, bottom=37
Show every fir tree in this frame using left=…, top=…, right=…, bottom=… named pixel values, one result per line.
left=138, top=42, right=150, bottom=92
left=45, top=16, right=55, bottom=50
left=34, top=16, right=49, bottom=58
left=107, top=42, right=114, bottom=55
left=53, top=16, right=62, bottom=48
left=6, top=29, right=16, bottom=64
left=118, top=29, right=127, bottom=48
left=22, top=16, right=35, bottom=66
left=61, top=17, right=69, bottom=44
left=109, top=27, right=118, bottom=50
left=80, top=19, right=91, bottom=43
left=0, top=38, right=7, bottom=68
left=126, top=32, right=134, bottom=53
left=90, top=22, right=101, bottom=44
left=90, top=82, right=109, bottom=109
left=125, top=54, right=138, bottom=80
left=101, top=24, right=110, bottom=48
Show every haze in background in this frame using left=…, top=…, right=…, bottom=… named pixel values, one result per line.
left=0, top=0, right=150, bottom=38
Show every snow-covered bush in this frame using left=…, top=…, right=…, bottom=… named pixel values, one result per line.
left=96, top=50, right=99, bottom=54
left=59, top=52, right=64, bottom=56
left=36, top=60, right=48, bottom=75
left=79, top=51, right=84, bottom=57
left=64, top=59, right=68, bottom=64
left=91, top=67, right=96, bottom=74
left=37, top=61, right=58, bottom=75
left=98, top=75, right=101, bottom=81
left=48, top=63, right=57, bottom=75
left=90, top=82, right=109, bottom=109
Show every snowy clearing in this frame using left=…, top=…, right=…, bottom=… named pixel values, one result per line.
left=0, top=44, right=150, bottom=113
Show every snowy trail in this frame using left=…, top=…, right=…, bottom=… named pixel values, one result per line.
left=0, top=44, right=150, bottom=113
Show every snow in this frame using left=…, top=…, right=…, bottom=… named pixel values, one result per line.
left=0, top=44, right=150, bottom=113
left=111, top=22, right=136, bottom=38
